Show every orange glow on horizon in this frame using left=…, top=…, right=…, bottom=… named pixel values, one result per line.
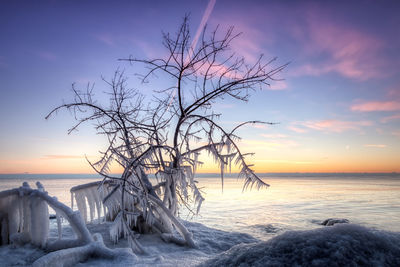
left=1, top=151, right=399, bottom=174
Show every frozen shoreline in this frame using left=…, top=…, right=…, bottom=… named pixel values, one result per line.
left=0, top=219, right=258, bottom=266
left=1, top=219, right=400, bottom=266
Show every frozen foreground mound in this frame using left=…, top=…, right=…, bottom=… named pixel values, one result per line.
left=199, top=224, right=400, bottom=267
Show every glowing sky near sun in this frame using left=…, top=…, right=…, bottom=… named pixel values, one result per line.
left=0, top=0, right=399, bottom=174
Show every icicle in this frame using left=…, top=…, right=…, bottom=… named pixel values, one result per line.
left=56, top=211, right=62, bottom=239
left=8, top=196, right=20, bottom=237
left=86, top=188, right=96, bottom=222
left=221, top=161, right=225, bottom=193
left=74, top=191, right=88, bottom=223
left=30, top=193, right=49, bottom=248
left=71, top=192, right=74, bottom=210
left=92, top=187, right=102, bottom=223
left=109, top=212, right=123, bottom=243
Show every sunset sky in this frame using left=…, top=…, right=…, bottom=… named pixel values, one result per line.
left=0, top=0, right=399, bottom=174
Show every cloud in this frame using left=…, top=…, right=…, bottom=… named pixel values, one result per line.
left=291, top=8, right=385, bottom=80
left=243, top=138, right=298, bottom=148
left=94, top=33, right=115, bottom=46
left=217, top=103, right=234, bottom=109
left=37, top=51, right=57, bottom=61
left=189, top=0, right=216, bottom=54
left=392, top=130, right=400, bottom=138
left=363, top=144, right=387, bottom=148
left=261, top=134, right=288, bottom=138
left=381, top=113, right=400, bottom=123
left=254, top=159, right=316, bottom=165
left=287, top=125, right=307, bottom=133
left=268, top=81, right=288, bottom=91
left=209, top=13, right=273, bottom=65
left=351, top=101, right=400, bottom=112
left=292, top=119, right=372, bottom=133
left=41, top=155, right=83, bottom=160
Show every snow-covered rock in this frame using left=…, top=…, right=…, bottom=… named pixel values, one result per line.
left=199, top=224, right=400, bottom=267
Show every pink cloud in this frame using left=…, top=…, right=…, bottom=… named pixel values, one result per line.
left=95, top=33, right=115, bottom=46
left=293, top=119, right=372, bottom=133
left=243, top=139, right=298, bottom=148
left=291, top=9, right=385, bottom=80
left=259, top=133, right=298, bottom=147
left=37, top=51, right=57, bottom=61
left=388, top=89, right=400, bottom=98
left=381, top=113, right=400, bottom=123
left=392, top=130, right=400, bottom=138
left=268, top=81, right=288, bottom=90
left=261, top=134, right=288, bottom=138
left=287, top=125, right=307, bottom=133
left=41, top=155, right=83, bottom=160
left=209, top=13, right=275, bottom=65
left=351, top=101, right=400, bottom=112
left=363, top=144, right=387, bottom=148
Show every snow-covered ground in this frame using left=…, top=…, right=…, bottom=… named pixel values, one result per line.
left=1, top=220, right=400, bottom=266
left=0, top=220, right=257, bottom=266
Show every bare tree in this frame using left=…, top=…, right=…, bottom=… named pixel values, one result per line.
left=46, top=16, right=286, bottom=253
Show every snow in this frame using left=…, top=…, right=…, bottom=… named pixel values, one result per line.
left=0, top=219, right=257, bottom=266
left=200, top=224, right=400, bottom=267
left=2, top=218, right=399, bottom=266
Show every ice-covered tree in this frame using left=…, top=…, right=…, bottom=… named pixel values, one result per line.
left=46, top=16, right=286, bottom=252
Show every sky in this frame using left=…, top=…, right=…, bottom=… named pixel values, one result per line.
left=0, top=0, right=399, bottom=174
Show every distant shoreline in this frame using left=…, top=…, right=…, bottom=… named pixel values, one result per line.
left=0, top=172, right=399, bottom=180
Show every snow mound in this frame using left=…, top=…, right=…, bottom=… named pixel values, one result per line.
left=199, top=224, right=400, bottom=267
left=76, top=220, right=258, bottom=266
left=184, top=221, right=258, bottom=253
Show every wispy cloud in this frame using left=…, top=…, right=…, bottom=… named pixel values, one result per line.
left=37, top=51, right=57, bottom=61
left=351, top=101, right=400, bottom=112
left=261, top=133, right=288, bottom=138
left=268, top=80, right=288, bottom=90
left=287, top=125, right=307, bottom=133
left=291, top=119, right=372, bottom=133
left=291, top=8, right=385, bottom=80
left=243, top=138, right=298, bottom=148
left=94, top=33, right=115, bottom=46
left=41, top=155, right=83, bottom=160
left=392, top=130, right=400, bottom=138
left=254, top=159, right=316, bottom=165
left=363, top=144, right=387, bottom=148
left=190, top=0, right=216, bottom=54
left=381, top=113, right=400, bottom=123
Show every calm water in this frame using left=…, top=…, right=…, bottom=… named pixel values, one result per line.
left=1, top=173, right=399, bottom=240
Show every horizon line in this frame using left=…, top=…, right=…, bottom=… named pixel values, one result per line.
left=1, top=171, right=398, bottom=175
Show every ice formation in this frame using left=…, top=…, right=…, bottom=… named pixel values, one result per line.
left=0, top=182, right=132, bottom=266
left=0, top=182, right=92, bottom=248
left=70, top=181, right=107, bottom=223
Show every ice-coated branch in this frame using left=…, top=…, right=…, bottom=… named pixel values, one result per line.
left=0, top=182, right=93, bottom=249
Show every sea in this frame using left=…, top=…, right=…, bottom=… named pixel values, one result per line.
left=1, top=173, right=399, bottom=241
